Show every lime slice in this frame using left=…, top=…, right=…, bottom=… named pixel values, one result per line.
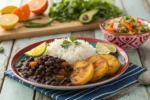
left=25, top=42, right=47, bottom=57
left=96, top=42, right=117, bottom=53
left=96, top=44, right=111, bottom=54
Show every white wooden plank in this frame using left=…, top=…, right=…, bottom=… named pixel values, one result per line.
left=122, top=0, right=150, bottom=20
left=0, top=41, right=13, bottom=89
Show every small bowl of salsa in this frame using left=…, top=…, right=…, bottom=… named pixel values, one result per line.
left=99, top=16, right=150, bottom=50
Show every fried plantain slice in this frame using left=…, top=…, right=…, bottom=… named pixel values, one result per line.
left=71, top=61, right=94, bottom=85
left=100, top=54, right=121, bottom=76
left=86, top=55, right=109, bottom=82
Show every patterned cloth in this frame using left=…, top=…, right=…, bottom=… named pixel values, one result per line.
left=5, top=63, right=146, bottom=100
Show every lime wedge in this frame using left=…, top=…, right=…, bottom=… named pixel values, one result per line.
left=97, top=42, right=116, bottom=53
left=96, top=42, right=117, bottom=54
left=96, top=44, right=111, bottom=54
left=25, top=42, right=47, bottom=57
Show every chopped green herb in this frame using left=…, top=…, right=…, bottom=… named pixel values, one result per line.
left=74, top=41, right=81, bottom=45
left=70, top=36, right=77, bottom=42
left=61, top=40, right=71, bottom=49
left=63, top=40, right=71, bottom=44
left=0, top=47, right=4, bottom=53
left=49, top=0, right=123, bottom=23
left=61, top=43, right=70, bottom=49
left=61, top=36, right=81, bottom=49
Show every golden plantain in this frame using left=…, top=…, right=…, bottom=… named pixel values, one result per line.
left=70, top=61, right=94, bottom=85
left=100, top=54, right=121, bottom=76
left=86, top=55, right=109, bottom=82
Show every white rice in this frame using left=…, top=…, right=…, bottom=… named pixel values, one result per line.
left=44, top=38, right=96, bottom=64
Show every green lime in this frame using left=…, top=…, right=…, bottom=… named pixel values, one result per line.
left=96, top=42, right=117, bottom=53
left=96, top=44, right=111, bottom=54
left=25, top=42, right=47, bottom=57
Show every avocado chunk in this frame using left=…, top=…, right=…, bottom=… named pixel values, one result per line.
left=79, top=9, right=99, bottom=24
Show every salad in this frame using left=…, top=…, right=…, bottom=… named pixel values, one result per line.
left=104, top=16, right=150, bottom=34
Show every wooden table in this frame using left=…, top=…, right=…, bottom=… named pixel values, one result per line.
left=0, top=0, right=150, bottom=100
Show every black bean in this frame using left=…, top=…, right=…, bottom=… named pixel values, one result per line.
left=45, top=61, right=52, bottom=66
left=60, top=80, right=65, bottom=85
left=54, top=64, right=61, bottom=69
left=61, top=65, right=65, bottom=69
left=22, top=71, right=29, bottom=75
left=46, top=81, right=50, bottom=85
left=17, top=68, right=22, bottom=72
left=31, top=66, right=36, bottom=71
left=27, top=57, right=34, bottom=62
left=51, top=82, right=58, bottom=86
left=39, top=57, right=43, bottom=60
left=23, top=74, right=28, bottom=78
left=46, top=68, right=52, bottom=73
left=32, top=76, right=37, bottom=80
left=41, top=70, right=45, bottom=76
left=45, top=55, right=49, bottom=57
left=39, top=65, right=44, bottom=70
left=41, top=79, right=45, bottom=83
left=29, top=69, right=33, bottom=75
left=60, top=59, right=66, bottom=62
left=35, top=70, right=40, bottom=75
left=56, top=59, right=61, bottom=64
left=54, top=57, right=58, bottom=59
left=22, top=67, right=28, bottom=71
left=46, top=77, right=55, bottom=84
left=37, top=78, right=41, bottom=83
left=38, top=61, right=44, bottom=65
left=67, top=65, right=71, bottom=68
left=45, top=76, right=50, bottom=81
left=42, top=56, right=48, bottom=61
left=70, top=67, right=73, bottom=71
left=25, top=62, right=29, bottom=67
left=16, top=65, right=22, bottom=68
left=45, top=72, right=51, bottom=76
left=49, top=66, right=54, bottom=69
left=53, top=69, right=58, bottom=74
left=18, top=63, right=23, bottom=67
left=64, top=77, right=71, bottom=82
left=47, top=56, right=53, bottom=61
left=48, top=58, right=55, bottom=62
left=36, top=75, right=41, bottom=78
left=46, top=80, right=52, bottom=85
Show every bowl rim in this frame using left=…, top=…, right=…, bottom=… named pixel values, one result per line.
left=99, top=17, right=150, bottom=36
left=11, top=37, right=129, bottom=90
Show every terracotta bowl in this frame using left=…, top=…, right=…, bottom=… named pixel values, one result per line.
left=99, top=18, right=150, bottom=50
